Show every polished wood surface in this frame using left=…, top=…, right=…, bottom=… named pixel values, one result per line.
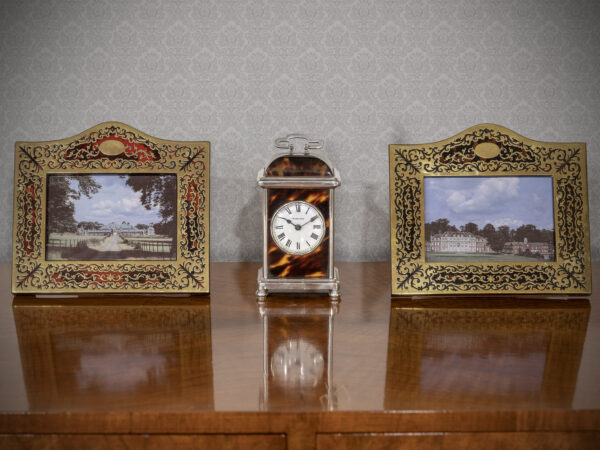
left=0, top=434, right=286, bottom=450
left=1, top=262, right=599, bottom=449
left=317, top=432, right=600, bottom=450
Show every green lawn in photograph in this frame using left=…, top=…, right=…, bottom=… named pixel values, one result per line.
left=426, top=252, right=544, bottom=263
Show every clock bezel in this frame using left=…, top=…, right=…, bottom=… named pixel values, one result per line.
left=269, top=200, right=326, bottom=256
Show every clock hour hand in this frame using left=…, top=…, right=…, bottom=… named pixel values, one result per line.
left=278, top=216, right=301, bottom=230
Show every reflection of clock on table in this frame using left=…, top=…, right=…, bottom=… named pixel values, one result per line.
left=257, top=134, right=341, bottom=297
left=259, top=300, right=338, bottom=411
left=270, top=339, right=324, bottom=387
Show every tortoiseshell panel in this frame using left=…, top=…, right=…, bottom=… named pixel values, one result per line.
left=267, top=189, right=330, bottom=278
left=265, top=156, right=333, bottom=177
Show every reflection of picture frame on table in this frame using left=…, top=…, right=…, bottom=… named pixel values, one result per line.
left=12, top=122, right=210, bottom=294
left=385, top=298, right=590, bottom=410
left=389, top=124, right=591, bottom=296
left=13, top=298, right=213, bottom=410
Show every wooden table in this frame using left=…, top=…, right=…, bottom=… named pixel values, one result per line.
left=0, top=262, right=599, bottom=449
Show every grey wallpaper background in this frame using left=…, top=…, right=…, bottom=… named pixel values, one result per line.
left=1, top=0, right=599, bottom=262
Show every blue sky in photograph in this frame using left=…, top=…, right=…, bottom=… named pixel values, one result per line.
left=70, top=175, right=163, bottom=226
left=424, top=176, right=554, bottom=230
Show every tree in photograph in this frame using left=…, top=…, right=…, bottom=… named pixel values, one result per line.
left=126, top=175, right=176, bottom=236
left=462, top=222, right=478, bottom=234
left=511, top=224, right=554, bottom=244
left=498, top=225, right=510, bottom=242
left=480, top=223, right=506, bottom=252
left=481, top=223, right=495, bottom=238
left=135, top=224, right=149, bottom=231
left=47, top=176, right=101, bottom=233
left=539, top=228, right=554, bottom=244
left=514, top=224, right=541, bottom=243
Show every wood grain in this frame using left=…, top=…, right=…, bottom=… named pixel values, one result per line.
left=0, top=434, right=285, bottom=450
left=317, top=432, right=600, bottom=450
left=0, top=262, right=599, bottom=450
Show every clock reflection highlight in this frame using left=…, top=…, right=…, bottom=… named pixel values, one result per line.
left=270, top=339, right=325, bottom=387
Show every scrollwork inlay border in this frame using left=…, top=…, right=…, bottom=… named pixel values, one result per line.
left=389, top=124, right=591, bottom=296
left=12, top=122, right=210, bottom=294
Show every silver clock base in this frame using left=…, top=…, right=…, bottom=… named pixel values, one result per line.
left=256, top=267, right=340, bottom=299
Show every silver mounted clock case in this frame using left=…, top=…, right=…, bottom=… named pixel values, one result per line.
left=256, top=134, right=341, bottom=298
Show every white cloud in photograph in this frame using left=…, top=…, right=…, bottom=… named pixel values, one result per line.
left=70, top=175, right=164, bottom=225
left=446, top=177, right=519, bottom=214
left=425, top=176, right=554, bottom=230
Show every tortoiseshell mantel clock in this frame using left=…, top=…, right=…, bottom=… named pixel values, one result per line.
left=257, top=134, right=341, bottom=298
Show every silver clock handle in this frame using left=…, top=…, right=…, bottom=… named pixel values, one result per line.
left=275, top=134, right=323, bottom=154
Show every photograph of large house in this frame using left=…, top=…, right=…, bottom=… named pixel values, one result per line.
left=426, top=231, right=491, bottom=254
left=425, top=176, right=555, bottom=263
left=77, top=221, right=156, bottom=236
left=46, top=174, right=176, bottom=261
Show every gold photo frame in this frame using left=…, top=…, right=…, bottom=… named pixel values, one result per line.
left=12, top=122, right=210, bottom=294
left=389, top=124, right=591, bottom=296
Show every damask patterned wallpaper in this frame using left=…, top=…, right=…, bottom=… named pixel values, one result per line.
left=1, top=0, right=599, bottom=262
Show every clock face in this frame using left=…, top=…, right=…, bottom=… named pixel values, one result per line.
left=270, top=201, right=325, bottom=256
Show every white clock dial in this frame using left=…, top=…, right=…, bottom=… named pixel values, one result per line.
left=270, top=201, right=325, bottom=255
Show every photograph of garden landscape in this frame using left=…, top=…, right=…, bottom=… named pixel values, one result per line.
left=425, top=176, right=555, bottom=263
left=45, top=174, right=176, bottom=261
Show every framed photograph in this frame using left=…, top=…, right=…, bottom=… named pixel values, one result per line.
left=12, top=122, right=209, bottom=294
left=389, top=124, right=591, bottom=296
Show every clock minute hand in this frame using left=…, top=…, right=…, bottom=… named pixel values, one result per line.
left=299, top=215, right=319, bottom=228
